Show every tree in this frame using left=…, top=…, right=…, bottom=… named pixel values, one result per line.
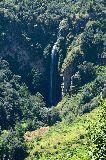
left=0, top=129, right=27, bottom=160
left=88, top=99, right=106, bottom=160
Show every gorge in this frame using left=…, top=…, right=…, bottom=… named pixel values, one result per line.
left=0, top=1, right=106, bottom=160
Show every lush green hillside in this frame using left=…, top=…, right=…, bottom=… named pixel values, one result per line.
left=0, top=0, right=106, bottom=160
left=25, top=99, right=106, bottom=160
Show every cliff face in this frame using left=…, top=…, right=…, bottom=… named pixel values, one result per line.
left=1, top=34, right=30, bottom=70
left=1, top=32, right=46, bottom=77
left=0, top=30, right=49, bottom=101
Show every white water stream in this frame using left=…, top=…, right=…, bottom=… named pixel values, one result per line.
left=50, top=42, right=58, bottom=105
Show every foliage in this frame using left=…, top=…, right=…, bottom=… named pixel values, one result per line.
left=78, top=61, right=96, bottom=84
left=0, top=0, right=106, bottom=160
left=25, top=105, right=100, bottom=160
left=56, top=66, right=106, bottom=123
left=0, top=0, right=105, bottom=101
left=47, top=108, right=61, bottom=126
left=88, top=99, right=106, bottom=160
left=0, top=59, right=49, bottom=131
left=0, top=128, right=27, bottom=160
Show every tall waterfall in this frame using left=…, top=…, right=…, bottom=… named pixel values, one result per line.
left=50, top=41, right=58, bottom=106
left=50, top=26, right=62, bottom=106
left=50, top=19, right=68, bottom=105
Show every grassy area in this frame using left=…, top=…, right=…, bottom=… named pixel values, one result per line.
left=25, top=106, right=100, bottom=160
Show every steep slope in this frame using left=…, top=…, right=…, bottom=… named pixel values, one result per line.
left=0, top=0, right=106, bottom=160
left=25, top=65, right=106, bottom=159
left=25, top=101, right=106, bottom=160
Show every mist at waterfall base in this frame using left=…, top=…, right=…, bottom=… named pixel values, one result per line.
left=50, top=42, right=61, bottom=106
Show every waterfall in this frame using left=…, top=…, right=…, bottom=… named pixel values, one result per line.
left=50, top=42, right=58, bottom=106
left=50, top=27, right=62, bottom=106
left=50, top=19, right=69, bottom=105
left=50, top=25, right=64, bottom=106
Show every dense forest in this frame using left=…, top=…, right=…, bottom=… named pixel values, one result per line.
left=0, top=0, right=106, bottom=160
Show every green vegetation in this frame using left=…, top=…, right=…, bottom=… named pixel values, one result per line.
left=0, top=0, right=106, bottom=160
left=25, top=100, right=106, bottom=160
left=1, top=0, right=105, bottom=99
left=88, top=99, right=106, bottom=160
left=0, top=59, right=48, bottom=131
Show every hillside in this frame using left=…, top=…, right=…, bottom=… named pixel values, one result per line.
left=25, top=106, right=101, bottom=160
left=0, top=0, right=106, bottom=160
left=25, top=99, right=106, bottom=160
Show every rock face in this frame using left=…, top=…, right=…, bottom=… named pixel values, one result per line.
left=0, top=32, right=49, bottom=100
left=61, top=68, right=71, bottom=94
left=1, top=42, right=30, bottom=71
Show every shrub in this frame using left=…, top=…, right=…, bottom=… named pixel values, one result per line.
left=78, top=61, right=96, bottom=84
left=0, top=129, right=27, bottom=160
left=47, top=108, right=61, bottom=126
left=88, top=99, right=106, bottom=160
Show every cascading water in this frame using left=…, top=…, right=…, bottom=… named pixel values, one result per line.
left=50, top=27, right=62, bottom=106
left=50, top=42, right=58, bottom=106
left=50, top=19, right=69, bottom=106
